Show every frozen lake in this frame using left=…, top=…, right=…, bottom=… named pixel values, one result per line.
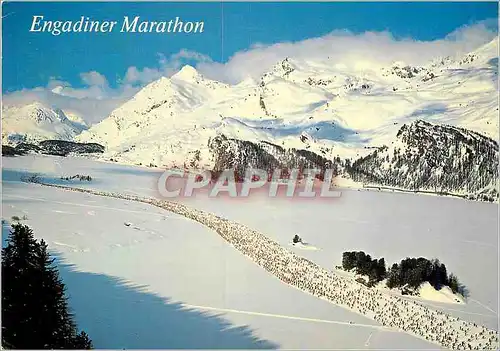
left=2, top=155, right=498, bottom=348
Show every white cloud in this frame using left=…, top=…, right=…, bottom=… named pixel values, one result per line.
left=122, top=50, right=213, bottom=85
left=3, top=20, right=497, bottom=125
left=80, top=71, right=109, bottom=88
left=123, top=66, right=163, bottom=86
left=198, top=19, right=498, bottom=84
left=3, top=70, right=139, bottom=124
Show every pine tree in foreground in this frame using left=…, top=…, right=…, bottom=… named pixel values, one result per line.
left=2, top=224, right=93, bottom=349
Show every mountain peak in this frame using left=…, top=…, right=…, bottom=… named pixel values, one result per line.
left=172, top=65, right=200, bottom=80
left=237, top=76, right=258, bottom=87
left=272, top=57, right=296, bottom=76
left=2, top=102, right=85, bottom=145
left=25, top=101, right=48, bottom=111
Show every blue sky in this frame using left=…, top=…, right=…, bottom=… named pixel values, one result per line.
left=3, top=1, right=498, bottom=93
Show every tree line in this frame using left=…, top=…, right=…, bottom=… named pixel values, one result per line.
left=341, top=251, right=386, bottom=286
left=2, top=224, right=93, bottom=349
left=341, top=251, right=462, bottom=295
left=387, top=257, right=461, bottom=294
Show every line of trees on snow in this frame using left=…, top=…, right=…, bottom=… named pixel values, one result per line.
left=386, top=257, right=461, bottom=294
left=60, top=174, right=93, bottom=181
left=2, top=141, right=105, bottom=157
left=341, top=251, right=462, bottom=295
left=2, top=224, right=93, bottom=349
left=341, top=251, right=386, bottom=286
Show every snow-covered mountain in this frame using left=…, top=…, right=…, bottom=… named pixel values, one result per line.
left=5, top=38, right=497, bottom=198
left=2, top=102, right=88, bottom=145
left=77, top=38, right=498, bottom=172
left=346, top=120, right=499, bottom=201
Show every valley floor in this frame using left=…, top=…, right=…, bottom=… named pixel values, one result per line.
left=1, top=155, right=498, bottom=349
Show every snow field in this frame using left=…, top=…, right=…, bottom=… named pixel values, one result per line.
left=22, top=180, right=500, bottom=350
left=4, top=180, right=442, bottom=349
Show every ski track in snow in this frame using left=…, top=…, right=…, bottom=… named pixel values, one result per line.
left=3, top=193, right=187, bottom=221
left=3, top=193, right=172, bottom=252
left=417, top=302, right=497, bottom=319
left=52, top=241, right=78, bottom=249
left=182, top=304, right=396, bottom=331
left=52, top=210, right=77, bottom=214
left=365, top=332, right=374, bottom=347
left=17, top=181, right=499, bottom=350
left=469, top=299, right=499, bottom=316
left=333, top=217, right=496, bottom=249
left=460, top=240, right=498, bottom=250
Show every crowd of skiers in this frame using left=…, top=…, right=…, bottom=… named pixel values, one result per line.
left=144, top=196, right=498, bottom=350
left=41, top=183, right=500, bottom=350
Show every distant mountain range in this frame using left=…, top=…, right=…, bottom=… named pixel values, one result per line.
left=2, top=38, right=498, bottom=201
left=2, top=102, right=88, bottom=145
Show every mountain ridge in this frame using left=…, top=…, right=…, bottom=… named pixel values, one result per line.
left=2, top=102, right=88, bottom=145
left=3, top=38, right=498, bottom=200
left=77, top=38, right=498, bottom=165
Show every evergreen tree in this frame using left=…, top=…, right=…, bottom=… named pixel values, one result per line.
left=341, top=252, right=357, bottom=271
left=2, top=224, right=93, bottom=349
left=386, top=263, right=401, bottom=289
left=74, top=331, right=93, bottom=349
left=33, top=239, right=78, bottom=348
left=376, top=258, right=387, bottom=281
left=448, top=273, right=460, bottom=294
left=341, top=251, right=386, bottom=283
left=2, top=223, right=40, bottom=348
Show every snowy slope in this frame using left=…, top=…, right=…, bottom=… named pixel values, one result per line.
left=77, top=38, right=498, bottom=170
left=76, top=66, right=232, bottom=168
left=2, top=102, right=88, bottom=145
left=63, top=111, right=89, bottom=130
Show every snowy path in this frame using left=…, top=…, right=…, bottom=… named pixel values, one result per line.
left=23, top=181, right=500, bottom=350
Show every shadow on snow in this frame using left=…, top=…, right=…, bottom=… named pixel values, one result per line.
left=56, top=258, right=278, bottom=349
left=407, top=103, right=448, bottom=119
left=1, top=222, right=278, bottom=349
left=221, top=117, right=368, bottom=143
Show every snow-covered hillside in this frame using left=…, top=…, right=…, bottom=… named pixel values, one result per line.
left=4, top=39, right=497, bottom=199
left=2, top=102, right=88, bottom=145
left=347, top=120, right=499, bottom=201
left=77, top=38, right=498, bottom=171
